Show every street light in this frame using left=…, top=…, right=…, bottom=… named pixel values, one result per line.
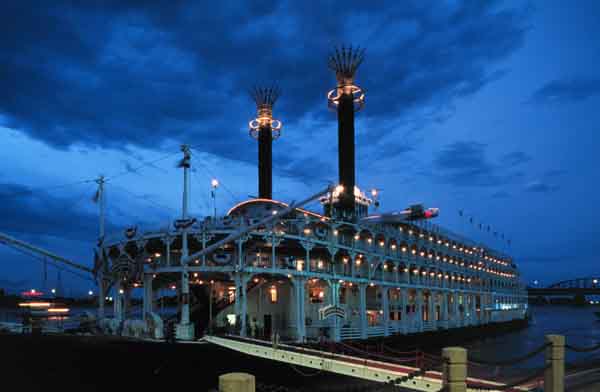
left=88, top=290, right=93, bottom=296
left=211, top=178, right=219, bottom=221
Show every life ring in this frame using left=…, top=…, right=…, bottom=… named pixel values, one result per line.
left=222, top=216, right=233, bottom=226
left=212, top=252, right=232, bottom=265
left=125, top=226, right=137, bottom=239
left=314, top=227, right=327, bottom=239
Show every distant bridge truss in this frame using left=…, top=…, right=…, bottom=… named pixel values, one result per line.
left=527, top=277, right=600, bottom=296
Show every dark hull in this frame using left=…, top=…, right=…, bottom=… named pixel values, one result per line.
left=0, top=317, right=527, bottom=392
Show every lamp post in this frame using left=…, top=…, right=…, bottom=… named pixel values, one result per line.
left=211, top=178, right=219, bottom=221
left=209, top=280, right=214, bottom=334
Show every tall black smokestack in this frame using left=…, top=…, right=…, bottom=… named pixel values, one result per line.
left=328, top=46, right=365, bottom=219
left=249, top=86, right=282, bottom=200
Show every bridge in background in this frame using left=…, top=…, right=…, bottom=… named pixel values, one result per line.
left=527, top=277, right=600, bottom=297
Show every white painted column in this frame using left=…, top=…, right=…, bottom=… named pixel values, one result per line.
left=143, top=273, right=153, bottom=321
left=305, top=243, right=311, bottom=273
left=471, top=295, right=477, bottom=325
left=240, top=276, right=248, bottom=337
left=416, top=289, right=424, bottom=332
left=400, top=288, right=408, bottom=334
left=294, top=278, right=306, bottom=342
left=271, top=234, right=276, bottom=270
left=440, top=291, right=448, bottom=328
left=329, top=280, right=341, bottom=341
left=382, top=286, right=390, bottom=336
left=97, top=270, right=105, bottom=319
left=430, top=291, right=437, bottom=330
left=455, top=292, right=462, bottom=326
left=359, top=283, right=367, bottom=339
left=114, top=284, right=123, bottom=321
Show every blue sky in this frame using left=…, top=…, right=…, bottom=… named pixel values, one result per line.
left=1, top=0, right=599, bottom=295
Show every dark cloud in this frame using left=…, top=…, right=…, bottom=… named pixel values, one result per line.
left=0, top=278, right=29, bottom=290
left=543, top=169, right=566, bottom=178
left=491, top=190, right=511, bottom=199
left=531, top=77, right=600, bottom=103
left=0, top=181, right=168, bottom=245
left=274, top=155, right=335, bottom=187
left=430, top=141, right=527, bottom=187
left=0, top=0, right=530, bottom=172
left=0, top=183, right=109, bottom=242
left=524, top=181, right=559, bottom=193
left=501, top=151, right=531, bottom=167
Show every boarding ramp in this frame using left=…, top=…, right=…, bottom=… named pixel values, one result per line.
left=204, top=335, right=538, bottom=392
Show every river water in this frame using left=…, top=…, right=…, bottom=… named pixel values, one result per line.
left=2, top=304, right=599, bottom=364
left=1, top=305, right=598, bottom=391
left=464, top=305, right=600, bottom=369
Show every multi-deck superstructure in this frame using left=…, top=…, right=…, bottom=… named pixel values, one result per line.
left=95, top=46, right=527, bottom=342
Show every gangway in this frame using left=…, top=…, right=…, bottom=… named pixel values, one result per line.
left=204, top=335, right=532, bottom=392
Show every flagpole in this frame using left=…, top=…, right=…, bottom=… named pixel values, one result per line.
left=95, top=175, right=106, bottom=319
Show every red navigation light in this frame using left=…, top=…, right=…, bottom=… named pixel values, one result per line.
left=22, top=289, right=44, bottom=297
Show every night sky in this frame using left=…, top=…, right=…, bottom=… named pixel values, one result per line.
left=1, top=1, right=599, bottom=295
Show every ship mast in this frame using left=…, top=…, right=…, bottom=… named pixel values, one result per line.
left=177, top=144, right=194, bottom=339
left=95, top=175, right=106, bottom=318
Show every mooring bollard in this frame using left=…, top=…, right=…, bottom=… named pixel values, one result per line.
left=442, top=347, right=467, bottom=392
left=544, top=334, right=565, bottom=392
left=219, top=372, right=255, bottom=392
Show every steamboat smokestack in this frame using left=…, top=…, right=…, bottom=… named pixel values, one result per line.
left=249, top=86, right=282, bottom=200
left=327, top=46, right=365, bottom=219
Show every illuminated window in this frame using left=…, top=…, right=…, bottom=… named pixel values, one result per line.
left=269, top=285, right=278, bottom=303
left=309, top=288, right=325, bottom=303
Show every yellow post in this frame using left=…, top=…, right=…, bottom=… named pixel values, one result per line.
left=219, top=373, right=255, bottom=392
left=544, top=335, right=565, bottom=392
left=442, top=347, right=467, bottom=392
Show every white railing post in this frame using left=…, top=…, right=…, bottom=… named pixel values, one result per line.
left=544, top=334, right=565, bottom=392
left=442, top=347, right=467, bottom=392
left=219, top=373, right=255, bottom=392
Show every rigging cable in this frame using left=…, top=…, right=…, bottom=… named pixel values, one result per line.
left=109, top=183, right=178, bottom=218
left=2, top=244, right=94, bottom=282
left=105, top=150, right=181, bottom=181
left=189, top=149, right=243, bottom=203
left=0, top=178, right=96, bottom=200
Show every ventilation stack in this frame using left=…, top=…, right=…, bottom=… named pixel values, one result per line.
left=327, top=46, right=366, bottom=220
left=249, top=86, right=282, bottom=200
